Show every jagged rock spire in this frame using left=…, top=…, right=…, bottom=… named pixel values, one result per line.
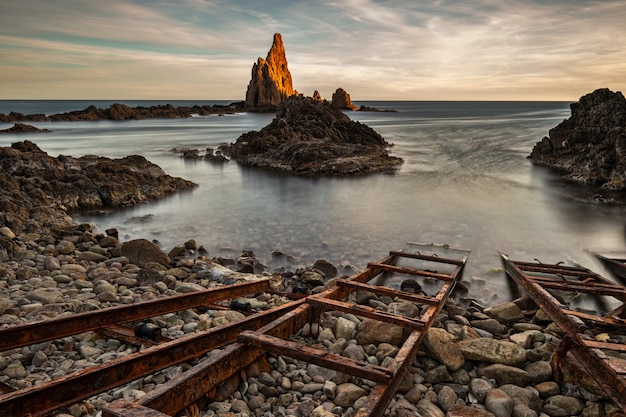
left=244, top=33, right=295, bottom=110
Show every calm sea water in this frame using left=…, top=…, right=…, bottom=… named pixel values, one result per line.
left=1, top=100, right=625, bottom=306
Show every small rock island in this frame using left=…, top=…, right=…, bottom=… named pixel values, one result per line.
left=529, top=88, right=626, bottom=190
left=221, top=96, right=403, bottom=176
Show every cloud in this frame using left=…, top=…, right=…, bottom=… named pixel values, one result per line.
left=1, top=0, right=625, bottom=99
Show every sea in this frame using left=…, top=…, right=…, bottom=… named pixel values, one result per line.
left=1, top=99, right=625, bottom=307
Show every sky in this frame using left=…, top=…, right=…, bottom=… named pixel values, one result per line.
left=1, top=0, right=625, bottom=101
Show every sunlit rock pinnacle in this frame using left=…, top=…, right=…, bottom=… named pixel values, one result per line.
left=244, top=33, right=296, bottom=110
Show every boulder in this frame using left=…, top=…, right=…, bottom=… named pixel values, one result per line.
left=121, top=239, right=171, bottom=267
left=244, top=33, right=296, bottom=110
left=529, top=88, right=626, bottom=190
left=223, top=96, right=403, bottom=176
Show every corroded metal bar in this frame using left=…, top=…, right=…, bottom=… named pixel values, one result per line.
left=0, top=278, right=273, bottom=351
left=238, top=331, right=393, bottom=383
left=307, top=297, right=425, bottom=330
left=355, top=264, right=463, bottom=417
left=96, top=325, right=170, bottom=347
left=367, top=262, right=453, bottom=281
left=389, top=250, right=465, bottom=265
left=335, top=279, right=439, bottom=305
left=500, top=254, right=626, bottom=413
left=136, top=303, right=313, bottom=415
left=103, top=401, right=171, bottom=417
left=0, top=299, right=302, bottom=417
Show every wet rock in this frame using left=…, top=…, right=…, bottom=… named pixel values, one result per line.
left=484, top=388, right=514, bottom=417
left=121, top=239, right=170, bottom=267
left=334, top=383, right=367, bottom=407
left=459, top=338, right=527, bottom=366
left=484, top=301, right=525, bottom=324
left=423, top=327, right=465, bottom=371
left=544, top=395, right=584, bottom=416
left=356, top=318, right=403, bottom=345
left=481, top=364, right=531, bottom=387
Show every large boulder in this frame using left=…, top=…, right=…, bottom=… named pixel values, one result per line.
left=223, top=96, right=403, bottom=176
left=529, top=88, right=626, bottom=190
left=244, top=33, right=296, bottom=110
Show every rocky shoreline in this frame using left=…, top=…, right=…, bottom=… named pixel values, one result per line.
left=1, top=140, right=624, bottom=417
left=0, top=220, right=624, bottom=417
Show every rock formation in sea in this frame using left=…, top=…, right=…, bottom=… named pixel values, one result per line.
left=0, top=103, right=243, bottom=123
left=0, top=123, right=50, bottom=134
left=244, top=33, right=296, bottom=111
left=221, top=96, right=403, bottom=176
left=312, top=90, right=323, bottom=102
left=529, top=88, right=626, bottom=190
left=0, top=140, right=196, bottom=232
left=330, top=87, right=358, bottom=110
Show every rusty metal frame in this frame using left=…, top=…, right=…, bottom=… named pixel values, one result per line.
left=0, top=278, right=299, bottom=417
left=106, top=243, right=469, bottom=417
left=500, top=253, right=626, bottom=413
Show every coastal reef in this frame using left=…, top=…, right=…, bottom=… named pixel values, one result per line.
left=0, top=140, right=196, bottom=233
left=222, top=96, right=403, bottom=176
left=245, top=33, right=296, bottom=111
left=529, top=88, right=626, bottom=190
left=0, top=102, right=242, bottom=123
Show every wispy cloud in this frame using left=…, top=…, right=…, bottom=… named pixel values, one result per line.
left=1, top=0, right=625, bottom=99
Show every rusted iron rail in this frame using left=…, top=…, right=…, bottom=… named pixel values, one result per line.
left=0, top=277, right=274, bottom=351
left=0, top=278, right=298, bottom=417
left=500, top=253, right=626, bottom=413
left=103, top=243, right=470, bottom=417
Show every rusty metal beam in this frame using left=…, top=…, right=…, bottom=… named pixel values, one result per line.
left=0, top=299, right=303, bottom=417
left=96, top=325, right=170, bottom=347
left=500, top=253, right=626, bottom=413
left=367, top=262, right=453, bottom=281
left=307, top=297, right=425, bottom=330
left=103, top=401, right=172, bottom=417
left=389, top=250, right=465, bottom=265
left=0, top=278, right=273, bottom=351
left=335, top=279, right=439, bottom=305
left=238, top=331, right=393, bottom=384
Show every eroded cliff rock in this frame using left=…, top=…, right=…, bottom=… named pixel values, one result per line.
left=331, top=88, right=358, bottom=110
left=529, top=88, right=626, bottom=190
left=222, top=96, right=402, bottom=176
left=0, top=141, right=196, bottom=232
left=244, top=33, right=296, bottom=110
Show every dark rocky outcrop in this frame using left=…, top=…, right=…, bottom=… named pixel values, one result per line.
left=244, top=33, right=296, bottom=111
left=330, top=88, right=357, bottom=110
left=0, top=123, right=50, bottom=134
left=529, top=88, right=626, bottom=190
left=0, top=103, right=243, bottom=123
left=221, top=96, right=402, bottom=176
left=0, top=141, right=196, bottom=232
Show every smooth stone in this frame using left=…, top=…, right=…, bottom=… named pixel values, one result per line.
left=544, top=395, right=584, bottom=416
left=437, top=385, right=458, bottom=412
left=484, top=301, right=525, bottom=323
left=485, top=388, right=514, bottom=417
left=342, top=343, right=365, bottom=361
left=524, top=361, right=552, bottom=383
left=459, top=338, right=527, bottom=366
left=335, top=316, right=356, bottom=340
left=534, top=381, right=560, bottom=398
left=470, top=378, right=495, bottom=403
left=356, top=318, right=403, bottom=345
left=423, top=327, right=465, bottom=371
left=416, top=398, right=445, bottom=417
left=334, top=383, right=367, bottom=407
left=481, top=364, right=531, bottom=387
left=25, top=288, right=63, bottom=304
left=510, top=331, right=535, bottom=349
